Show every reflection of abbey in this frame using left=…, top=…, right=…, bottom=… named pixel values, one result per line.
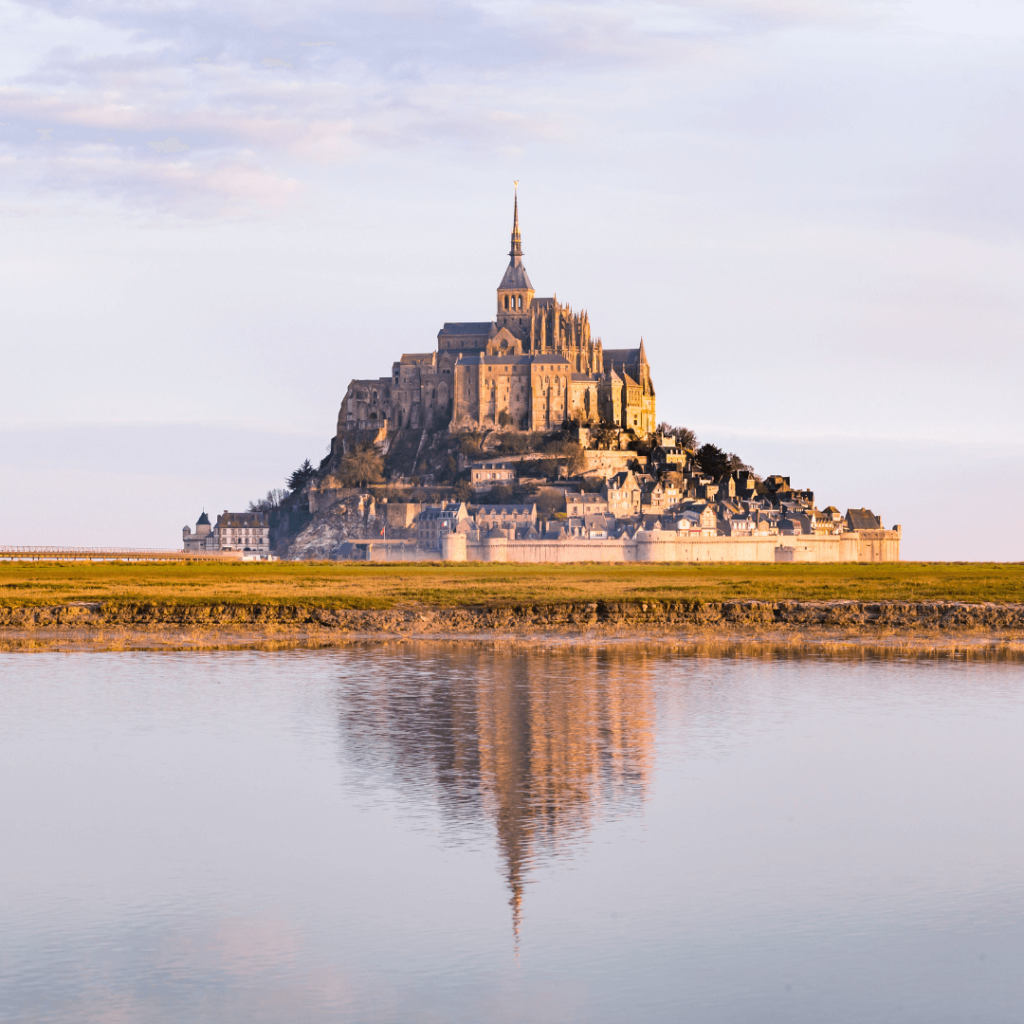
left=339, top=195, right=656, bottom=436
left=337, top=647, right=654, bottom=943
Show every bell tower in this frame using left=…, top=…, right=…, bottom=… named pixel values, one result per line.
left=496, top=186, right=535, bottom=329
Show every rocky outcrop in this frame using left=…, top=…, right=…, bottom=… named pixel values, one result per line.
left=280, top=496, right=391, bottom=560
left=4, top=600, right=1024, bottom=633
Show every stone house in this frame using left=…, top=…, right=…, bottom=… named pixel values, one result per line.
left=602, top=470, right=643, bottom=517
left=473, top=504, right=537, bottom=531
left=417, top=503, right=469, bottom=550
left=846, top=508, right=882, bottom=531
left=216, top=511, right=270, bottom=553
left=564, top=491, right=610, bottom=517
left=717, top=514, right=756, bottom=536
left=471, top=462, right=517, bottom=492
left=642, top=479, right=681, bottom=511
left=678, top=505, right=718, bottom=536
left=182, top=511, right=217, bottom=552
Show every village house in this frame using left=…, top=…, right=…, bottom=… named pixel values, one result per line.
left=642, top=478, right=681, bottom=512
left=216, top=511, right=271, bottom=553
left=182, top=511, right=216, bottom=552
left=417, top=503, right=470, bottom=550
left=471, top=462, right=517, bottom=491
left=603, top=470, right=643, bottom=517
left=183, top=511, right=270, bottom=555
left=678, top=505, right=719, bottom=536
left=473, top=504, right=538, bottom=532
left=564, top=491, right=609, bottom=517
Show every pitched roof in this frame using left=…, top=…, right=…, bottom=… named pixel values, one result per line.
left=217, top=511, right=267, bottom=528
left=196, top=511, right=210, bottom=526
left=846, top=508, right=882, bottom=530
left=476, top=504, right=535, bottom=514
left=498, top=260, right=534, bottom=291
left=603, top=347, right=642, bottom=367
left=439, top=321, right=493, bottom=335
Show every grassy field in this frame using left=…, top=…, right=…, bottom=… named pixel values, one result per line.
left=1, top=560, right=1023, bottom=610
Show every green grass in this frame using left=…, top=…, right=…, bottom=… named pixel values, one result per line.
left=1, top=560, right=1023, bottom=610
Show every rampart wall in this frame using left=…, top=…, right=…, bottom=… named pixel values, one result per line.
left=440, top=530, right=900, bottom=564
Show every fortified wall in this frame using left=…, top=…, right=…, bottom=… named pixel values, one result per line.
left=437, top=529, right=900, bottom=565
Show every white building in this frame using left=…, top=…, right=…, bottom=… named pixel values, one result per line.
left=182, top=510, right=271, bottom=556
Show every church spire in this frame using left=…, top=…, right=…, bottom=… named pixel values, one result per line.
left=510, top=183, right=522, bottom=261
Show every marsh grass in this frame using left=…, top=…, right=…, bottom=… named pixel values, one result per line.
left=2, top=560, right=1023, bottom=610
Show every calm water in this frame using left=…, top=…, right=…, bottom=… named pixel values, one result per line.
left=1, top=647, right=1022, bottom=1023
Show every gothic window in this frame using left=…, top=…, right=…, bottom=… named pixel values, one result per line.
left=517, top=295, right=523, bottom=310
left=504, top=295, right=509, bottom=310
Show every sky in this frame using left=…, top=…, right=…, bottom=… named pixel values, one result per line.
left=1, top=0, right=1022, bottom=557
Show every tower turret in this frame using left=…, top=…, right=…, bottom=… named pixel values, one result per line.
left=497, top=186, right=535, bottom=322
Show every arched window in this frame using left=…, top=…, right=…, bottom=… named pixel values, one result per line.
left=504, top=295, right=509, bottom=310
left=517, top=295, right=522, bottom=310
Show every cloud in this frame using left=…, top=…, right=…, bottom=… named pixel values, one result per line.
left=148, top=135, right=189, bottom=152
left=37, top=128, right=53, bottom=139
left=1, top=0, right=1018, bottom=228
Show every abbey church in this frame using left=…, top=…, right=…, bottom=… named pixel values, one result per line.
left=338, top=196, right=657, bottom=436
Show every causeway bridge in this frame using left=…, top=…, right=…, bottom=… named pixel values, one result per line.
left=0, top=546, right=247, bottom=562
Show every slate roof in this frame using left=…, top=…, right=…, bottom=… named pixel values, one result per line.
left=196, top=511, right=210, bottom=526
left=476, top=504, right=536, bottom=515
left=439, top=322, right=493, bottom=335
left=846, top=508, right=882, bottom=531
left=217, top=511, right=268, bottom=528
left=603, top=347, right=643, bottom=368
left=498, top=259, right=534, bottom=291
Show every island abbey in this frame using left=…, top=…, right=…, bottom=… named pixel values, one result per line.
left=338, top=195, right=657, bottom=436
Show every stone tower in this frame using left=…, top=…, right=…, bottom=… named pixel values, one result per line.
left=496, top=191, right=535, bottom=329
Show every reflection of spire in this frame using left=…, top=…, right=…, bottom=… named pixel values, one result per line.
left=474, top=649, right=654, bottom=941
left=510, top=875, right=523, bottom=953
left=335, top=647, right=654, bottom=948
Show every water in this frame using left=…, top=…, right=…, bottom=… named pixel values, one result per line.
left=1, top=646, right=1022, bottom=1023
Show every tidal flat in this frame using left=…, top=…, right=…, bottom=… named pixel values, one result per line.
left=2, top=561, right=1024, bottom=654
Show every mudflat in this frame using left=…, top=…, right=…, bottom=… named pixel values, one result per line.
left=2, top=561, right=1024, bottom=654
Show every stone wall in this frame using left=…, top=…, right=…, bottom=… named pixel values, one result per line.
left=441, top=530, right=901, bottom=564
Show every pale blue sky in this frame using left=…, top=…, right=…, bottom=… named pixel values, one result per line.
left=1, top=0, right=1022, bottom=555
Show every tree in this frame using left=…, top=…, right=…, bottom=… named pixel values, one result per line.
left=694, top=443, right=751, bottom=479
left=247, top=488, right=289, bottom=513
left=695, top=443, right=730, bottom=479
left=589, top=425, right=619, bottom=450
left=459, top=432, right=485, bottom=458
left=337, top=444, right=384, bottom=488
left=658, top=423, right=698, bottom=450
left=287, top=459, right=315, bottom=491
left=541, top=438, right=585, bottom=477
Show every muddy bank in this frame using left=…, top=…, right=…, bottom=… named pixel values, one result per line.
left=3, top=598, right=1024, bottom=636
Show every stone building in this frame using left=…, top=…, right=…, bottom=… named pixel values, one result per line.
left=182, top=510, right=271, bottom=555
left=337, top=194, right=656, bottom=437
left=471, top=462, right=517, bottom=491
left=182, top=511, right=216, bottom=552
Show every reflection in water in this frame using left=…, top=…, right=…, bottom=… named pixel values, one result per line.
left=336, top=646, right=656, bottom=939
